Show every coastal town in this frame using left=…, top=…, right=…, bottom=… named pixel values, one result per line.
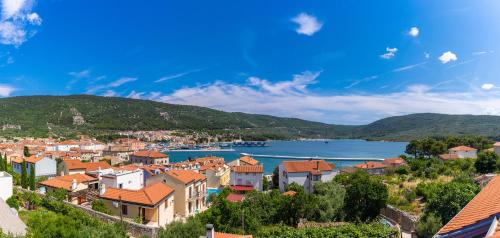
left=0, top=135, right=500, bottom=237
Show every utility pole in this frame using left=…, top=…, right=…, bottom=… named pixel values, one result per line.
left=119, top=195, right=123, bottom=224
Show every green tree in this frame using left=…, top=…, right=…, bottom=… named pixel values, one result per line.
left=29, top=164, right=36, bottom=190
left=6, top=196, right=19, bottom=210
left=0, top=154, right=4, bottom=171
left=341, top=170, right=388, bottom=222
left=21, top=162, right=28, bottom=189
left=426, top=181, right=479, bottom=223
left=475, top=151, right=499, bottom=174
left=405, top=140, right=421, bottom=158
left=92, top=199, right=111, bottom=214
left=262, top=176, right=269, bottom=191
left=2, top=154, right=6, bottom=172
left=417, top=213, right=443, bottom=238
left=272, top=166, right=279, bottom=189
left=23, top=146, right=30, bottom=157
left=157, top=218, right=205, bottom=238
left=312, top=180, right=346, bottom=221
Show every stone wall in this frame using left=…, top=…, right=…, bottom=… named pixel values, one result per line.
left=380, top=205, right=419, bottom=233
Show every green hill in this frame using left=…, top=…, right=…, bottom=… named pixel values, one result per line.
left=0, top=95, right=499, bottom=140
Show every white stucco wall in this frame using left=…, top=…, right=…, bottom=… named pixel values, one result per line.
left=101, top=170, right=144, bottom=190
left=0, top=172, right=13, bottom=200
left=230, top=171, right=263, bottom=191
left=35, top=157, right=57, bottom=177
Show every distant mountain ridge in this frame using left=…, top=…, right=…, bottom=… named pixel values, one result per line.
left=0, top=95, right=499, bottom=140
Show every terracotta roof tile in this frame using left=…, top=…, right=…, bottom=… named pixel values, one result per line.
left=283, top=191, right=297, bottom=196
left=39, top=174, right=97, bottom=191
left=231, top=165, right=263, bottom=173
left=354, top=161, right=387, bottom=169
left=282, top=160, right=334, bottom=173
left=215, top=232, right=252, bottom=238
left=132, top=151, right=167, bottom=159
left=239, top=156, right=259, bottom=166
left=383, top=157, right=405, bottom=165
left=166, top=170, right=206, bottom=184
left=226, top=193, right=245, bottom=202
left=64, top=159, right=112, bottom=172
left=100, top=182, right=174, bottom=207
left=438, top=176, right=500, bottom=235
left=439, top=154, right=460, bottom=161
left=449, top=145, right=477, bottom=152
left=494, top=142, right=500, bottom=147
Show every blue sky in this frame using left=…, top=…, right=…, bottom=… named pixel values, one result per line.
left=1, top=0, right=500, bottom=124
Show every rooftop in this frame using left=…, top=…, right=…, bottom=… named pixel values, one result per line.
left=39, top=174, right=97, bottom=191
left=449, top=145, right=477, bottom=152
left=282, top=160, right=335, bottom=173
left=64, top=159, right=112, bottom=172
left=354, top=161, right=387, bottom=169
left=239, top=156, right=259, bottom=166
left=231, top=165, right=263, bottom=173
left=100, top=182, right=174, bottom=207
left=166, top=170, right=206, bottom=184
left=438, top=176, right=500, bottom=236
left=132, top=150, right=167, bottom=159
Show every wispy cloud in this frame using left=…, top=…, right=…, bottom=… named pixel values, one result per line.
left=291, top=13, right=323, bottom=36
left=392, top=62, right=427, bottom=72
left=102, top=90, right=117, bottom=97
left=0, top=0, right=42, bottom=47
left=0, top=84, right=15, bottom=97
left=472, top=50, right=494, bottom=56
left=155, top=68, right=205, bottom=83
left=68, top=69, right=90, bottom=79
left=438, top=51, right=458, bottom=64
left=380, top=47, right=398, bottom=59
left=86, top=77, right=137, bottom=94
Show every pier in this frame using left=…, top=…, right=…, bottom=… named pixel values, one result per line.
left=240, top=153, right=384, bottom=161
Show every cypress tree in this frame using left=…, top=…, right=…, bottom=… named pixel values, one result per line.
left=0, top=154, right=4, bottom=171
left=23, top=146, right=30, bottom=157
left=21, top=162, right=28, bottom=189
left=29, top=164, right=36, bottom=191
left=2, top=154, right=6, bottom=172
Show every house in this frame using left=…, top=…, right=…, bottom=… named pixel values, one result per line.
left=38, top=174, right=99, bottom=204
left=112, top=138, right=147, bottom=151
left=239, top=156, right=259, bottom=166
left=12, top=155, right=57, bottom=177
left=61, top=159, right=112, bottom=176
left=383, top=157, right=406, bottom=167
left=278, top=160, right=336, bottom=193
left=201, top=224, right=253, bottom=238
left=200, top=162, right=230, bottom=188
left=0, top=171, right=13, bottom=201
left=99, top=166, right=144, bottom=190
left=164, top=170, right=208, bottom=218
left=230, top=165, right=264, bottom=192
left=130, top=151, right=169, bottom=165
left=141, top=165, right=168, bottom=186
left=435, top=176, right=500, bottom=238
left=354, top=161, right=387, bottom=175
left=494, top=142, right=500, bottom=155
left=448, top=145, right=477, bottom=159
left=56, top=140, right=80, bottom=152
left=99, top=182, right=175, bottom=227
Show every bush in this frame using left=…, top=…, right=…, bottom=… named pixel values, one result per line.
left=256, top=223, right=397, bottom=238
left=157, top=217, right=205, bottom=238
left=6, top=196, right=19, bottom=210
left=417, top=213, right=443, bottom=238
left=91, top=199, right=111, bottom=215
left=475, top=151, right=498, bottom=174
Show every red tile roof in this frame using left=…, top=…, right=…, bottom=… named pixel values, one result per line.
left=226, top=193, right=245, bottom=202
left=439, top=154, right=460, bottom=161
left=449, top=145, right=477, bottom=152
left=383, top=157, right=405, bottom=165
left=282, top=160, right=335, bottom=173
left=283, top=191, right=297, bottom=196
left=64, top=159, right=112, bottom=172
left=239, top=156, right=259, bottom=166
left=166, top=170, right=206, bottom=184
left=39, top=174, right=97, bottom=191
left=132, top=151, right=167, bottom=158
left=494, top=142, right=500, bottom=147
left=100, top=182, right=174, bottom=207
left=24, top=155, right=45, bottom=163
left=354, top=161, right=387, bottom=169
left=231, top=165, right=263, bottom=173
left=230, top=185, right=254, bottom=192
left=438, top=176, right=500, bottom=235
left=215, top=232, right=252, bottom=238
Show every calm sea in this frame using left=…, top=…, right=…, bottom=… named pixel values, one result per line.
left=167, top=139, right=408, bottom=174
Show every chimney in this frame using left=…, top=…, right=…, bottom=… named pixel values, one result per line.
left=71, top=179, right=77, bottom=191
left=206, top=224, right=215, bottom=238
left=99, top=184, right=106, bottom=195
left=316, top=160, right=320, bottom=171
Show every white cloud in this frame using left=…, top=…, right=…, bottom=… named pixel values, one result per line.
left=0, top=84, right=15, bottom=97
left=408, top=27, right=419, bottom=37
left=481, top=83, right=495, bottom=91
left=424, top=52, right=430, bottom=59
left=127, top=90, right=145, bottom=99
left=438, top=51, right=458, bottom=64
left=0, top=0, right=42, bottom=47
left=101, top=90, right=117, bottom=97
left=291, top=13, right=323, bottom=36
left=142, top=72, right=500, bottom=124
left=108, top=77, right=137, bottom=87
left=380, top=47, right=398, bottom=59
left=392, top=62, right=427, bottom=72
left=86, top=77, right=137, bottom=94
left=155, top=68, right=205, bottom=83
left=68, top=69, right=90, bottom=79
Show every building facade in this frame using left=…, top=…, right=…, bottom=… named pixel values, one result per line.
left=164, top=170, right=207, bottom=218
left=278, top=160, right=336, bottom=193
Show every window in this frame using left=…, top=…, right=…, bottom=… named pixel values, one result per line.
left=122, top=205, right=128, bottom=215
left=119, top=183, right=123, bottom=189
